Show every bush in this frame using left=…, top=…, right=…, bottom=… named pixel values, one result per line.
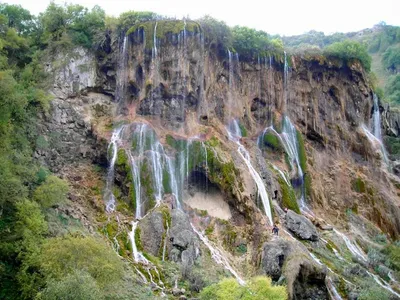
left=200, top=276, right=287, bottom=300
left=33, top=175, right=69, bottom=208
left=39, top=235, right=125, bottom=288
left=382, top=45, right=400, bottom=72
left=358, top=284, right=391, bottom=300
left=323, top=40, right=372, bottom=72
left=36, top=270, right=104, bottom=300
left=232, top=26, right=283, bottom=59
left=385, top=74, right=400, bottom=104
left=382, top=242, right=400, bottom=271
left=197, top=15, right=232, bottom=51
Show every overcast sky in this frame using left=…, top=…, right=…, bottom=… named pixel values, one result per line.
left=4, top=0, right=400, bottom=36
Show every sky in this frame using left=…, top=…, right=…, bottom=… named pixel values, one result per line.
left=4, top=0, right=400, bottom=36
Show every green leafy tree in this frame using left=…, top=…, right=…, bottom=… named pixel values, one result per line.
left=323, top=40, right=372, bottom=71
left=38, top=236, right=124, bottom=288
left=33, top=175, right=69, bottom=208
left=0, top=4, right=36, bottom=36
left=198, top=15, right=232, bottom=51
left=382, top=45, right=400, bottom=72
left=36, top=270, right=104, bottom=300
left=118, top=11, right=159, bottom=33
left=385, top=74, right=400, bottom=104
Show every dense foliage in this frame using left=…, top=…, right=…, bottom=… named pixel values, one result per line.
left=323, top=40, right=372, bottom=71
left=200, top=276, right=287, bottom=300
left=282, top=23, right=400, bottom=105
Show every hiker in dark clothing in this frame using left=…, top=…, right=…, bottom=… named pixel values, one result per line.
left=272, top=224, right=279, bottom=236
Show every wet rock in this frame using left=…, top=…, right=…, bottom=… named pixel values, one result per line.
left=138, top=211, right=165, bottom=257
left=285, top=210, right=319, bottom=241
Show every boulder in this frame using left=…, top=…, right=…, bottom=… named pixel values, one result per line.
left=138, top=211, right=165, bottom=257
left=261, top=239, right=328, bottom=300
left=286, top=258, right=328, bottom=300
left=261, top=239, right=295, bottom=280
left=168, top=210, right=199, bottom=266
left=285, top=210, right=319, bottom=241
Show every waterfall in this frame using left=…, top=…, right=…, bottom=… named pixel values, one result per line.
left=166, top=156, right=181, bottom=209
left=162, top=221, right=170, bottom=261
left=259, top=117, right=309, bottom=210
left=227, top=120, right=273, bottom=225
left=128, top=221, right=149, bottom=264
left=115, top=36, right=129, bottom=102
left=283, top=51, right=289, bottom=110
left=372, top=94, right=382, bottom=141
left=361, top=124, right=389, bottom=165
left=227, top=50, right=240, bottom=121
left=105, top=126, right=125, bottom=212
left=326, top=277, right=343, bottom=300
left=272, top=164, right=290, bottom=186
left=367, top=271, right=400, bottom=298
left=153, top=22, right=158, bottom=58
left=190, top=223, right=245, bottom=285
left=333, top=229, right=368, bottom=262
left=104, top=123, right=212, bottom=215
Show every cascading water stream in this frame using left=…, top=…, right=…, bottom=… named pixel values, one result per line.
left=333, top=229, right=368, bottom=262
left=361, top=124, right=389, bottom=165
left=227, top=120, right=273, bottom=225
left=373, top=94, right=382, bottom=141
left=259, top=118, right=310, bottom=211
left=105, top=126, right=125, bottom=212
left=190, top=223, right=245, bottom=285
left=115, top=36, right=129, bottom=102
left=129, top=221, right=149, bottom=264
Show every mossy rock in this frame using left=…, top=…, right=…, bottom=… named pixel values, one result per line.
left=263, top=132, right=283, bottom=151
left=277, top=176, right=300, bottom=213
left=166, top=134, right=186, bottom=151
left=238, top=122, right=247, bottom=137
left=135, top=226, right=143, bottom=252
left=296, top=130, right=312, bottom=198
left=352, top=177, right=366, bottom=193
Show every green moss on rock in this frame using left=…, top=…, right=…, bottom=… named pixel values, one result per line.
left=277, top=176, right=300, bottom=213
left=135, top=226, right=143, bottom=252
left=352, top=177, right=366, bottom=193
left=297, top=130, right=312, bottom=197
left=263, top=132, right=283, bottom=151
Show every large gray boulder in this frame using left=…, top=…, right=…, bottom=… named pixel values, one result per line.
left=261, top=239, right=328, bottom=300
left=261, top=239, right=295, bottom=280
left=285, top=210, right=319, bottom=241
left=138, top=211, right=165, bottom=257
left=168, top=210, right=199, bottom=266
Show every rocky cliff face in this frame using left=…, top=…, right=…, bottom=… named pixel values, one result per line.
left=39, top=22, right=400, bottom=299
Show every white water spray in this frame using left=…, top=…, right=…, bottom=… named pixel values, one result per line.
left=190, top=223, right=245, bottom=285
left=227, top=120, right=273, bottom=225
left=105, top=126, right=125, bottom=212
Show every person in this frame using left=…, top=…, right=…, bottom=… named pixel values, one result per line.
left=284, top=207, right=288, bottom=214
left=272, top=224, right=279, bottom=236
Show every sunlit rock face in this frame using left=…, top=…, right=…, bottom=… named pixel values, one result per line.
left=39, top=19, right=400, bottom=299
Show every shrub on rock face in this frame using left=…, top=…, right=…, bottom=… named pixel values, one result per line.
left=199, top=276, right=287, bottom=300
left=323, top=40, right=372, bottom=72
left=36, top=270, right=104, bottom=300
left=33, top=175, right=69, bottom=208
